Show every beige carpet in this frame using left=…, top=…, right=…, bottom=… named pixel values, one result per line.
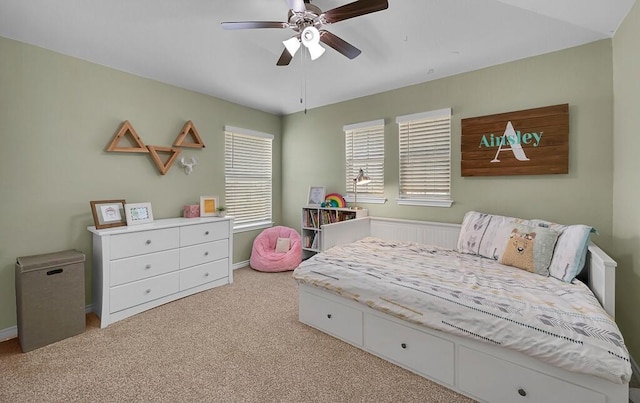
left=0, top=267, right=474, bottom=403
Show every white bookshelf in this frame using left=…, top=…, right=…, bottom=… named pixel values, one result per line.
left=301, top=207, right=368, bottom=259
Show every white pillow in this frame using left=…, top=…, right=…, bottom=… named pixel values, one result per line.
left=275, top=237, right=291, bottom=253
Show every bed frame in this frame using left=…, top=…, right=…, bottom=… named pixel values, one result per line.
left=297, top=216, right=627, bottom=403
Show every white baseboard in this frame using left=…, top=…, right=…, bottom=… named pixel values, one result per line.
left=0, top=305, right=94, bottom=343
left=0, top=325, right=17, bottom=342
left=233, top=260, right=249, bottom=270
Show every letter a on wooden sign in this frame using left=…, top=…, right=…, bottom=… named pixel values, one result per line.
left=491, top=121, right=530, bottom=163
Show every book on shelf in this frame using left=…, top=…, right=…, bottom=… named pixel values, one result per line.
left=304, top=209, right=320, bottom=228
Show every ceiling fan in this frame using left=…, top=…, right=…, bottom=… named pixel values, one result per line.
left=221, top=0, right=389, bottom=66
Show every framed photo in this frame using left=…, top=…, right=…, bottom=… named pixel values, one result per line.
left=90, top=200, right=127, bottom=230
left=124, top=202, right=154, bottom=225
left=307, top=186, right=326, bottom=207
left=200, top=195, right=219, bottom=217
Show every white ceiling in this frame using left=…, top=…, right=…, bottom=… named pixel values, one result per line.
left=0, top=0, right=635, bottom=115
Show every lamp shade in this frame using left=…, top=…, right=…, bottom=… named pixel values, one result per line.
left=354, top=168, right=371, bottom=185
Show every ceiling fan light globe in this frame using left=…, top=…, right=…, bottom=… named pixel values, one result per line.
left=300, top=27, right=324, bottom=60
left=308, top=43, right=325, bottom=60
left=283, top=37, right=301, bottom=57
left=301, top=26, right=320, bottom=46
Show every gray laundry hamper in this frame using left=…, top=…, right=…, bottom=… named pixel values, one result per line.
left=15, top=249, right=86, bottom=352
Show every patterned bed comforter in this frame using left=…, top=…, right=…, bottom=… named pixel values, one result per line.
left=292, top=237, right=631, bottom=384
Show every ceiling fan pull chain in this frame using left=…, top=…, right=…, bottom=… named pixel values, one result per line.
left=304, top=49, right=308, bottom=114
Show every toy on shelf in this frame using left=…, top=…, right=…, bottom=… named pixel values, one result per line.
left=322, top=193, right=346, bottom=208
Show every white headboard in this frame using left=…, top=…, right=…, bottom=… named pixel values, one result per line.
left=321, top=216, right=617, bottom=317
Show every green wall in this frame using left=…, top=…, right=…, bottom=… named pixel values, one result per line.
left=0, top=36, right=282, bottom=332
left=613, top=1, right=640, bottom=360
left=282, top=40, right=614, bottom=248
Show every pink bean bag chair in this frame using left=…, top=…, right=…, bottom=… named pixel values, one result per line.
left=250, top=226, right=303, bottom=272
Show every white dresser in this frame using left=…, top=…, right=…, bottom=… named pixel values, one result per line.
left=88, top=217, right=233, bottom=328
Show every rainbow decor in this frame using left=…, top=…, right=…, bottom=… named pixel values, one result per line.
left=324, top=193, right=346, bottom=208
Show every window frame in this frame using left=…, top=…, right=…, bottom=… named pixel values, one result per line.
left=344, top=119, right=387, bottom=205
left=224, top=125, right=274, bottom=232
left=396, top=108, right=453, bottom=208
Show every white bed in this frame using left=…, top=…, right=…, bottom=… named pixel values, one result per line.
left=293, top=216, right=630, bottom=403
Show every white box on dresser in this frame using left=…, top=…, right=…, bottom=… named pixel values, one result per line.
left=88, top=217, right=233, bottom=328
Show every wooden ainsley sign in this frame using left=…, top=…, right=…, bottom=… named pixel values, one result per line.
left=461, top=104, right=569, bottom=176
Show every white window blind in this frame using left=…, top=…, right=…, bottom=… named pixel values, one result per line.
left=397, top=109, right=453, bottom=206
left=344, top=119, right=385, bottom=196
left=224, top=126, right=273, bottom=228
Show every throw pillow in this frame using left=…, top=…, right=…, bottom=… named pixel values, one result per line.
left=498, top=223, right=559, bottom=276
left=457, top=211, right=531, bottom=260
left=275, top=237, right=291, bottom=253
left=531, top=219, right=593, bottom=282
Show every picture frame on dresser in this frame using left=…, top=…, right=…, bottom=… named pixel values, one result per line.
left=200, top=195, right=218, bottom=217
left=124, top=202, right=154, bottom=225
left=89, top=199, right=127, bottom=230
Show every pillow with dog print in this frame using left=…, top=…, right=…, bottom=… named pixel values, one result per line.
left=498, top=223, right=559, bottom=276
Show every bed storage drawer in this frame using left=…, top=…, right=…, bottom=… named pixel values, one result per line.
left=364, top=314, right=454, bottom=385
left=299, top=290, right=363, bottom=346
left=457, top=346, right=605, bottom=403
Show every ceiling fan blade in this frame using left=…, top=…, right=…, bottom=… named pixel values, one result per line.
left=276, top=48, right=294, bottom=66
left=286, top=0, right=306, bottom=13
left=221, top=21, right=288, bottom=30
left=322, top=0, right=388, bottom=24
left=319, top=30, right=361, bottom=59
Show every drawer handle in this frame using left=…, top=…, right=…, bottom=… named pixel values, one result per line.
left=204, top=272, right=209, bottom=277
left=204, top=251, right=209, bottom=256
left=145, top=264, right=151, bottom=270
left=401, top=343, right=407, bottom=349
left=517, top=388, right=527, bottom=397
left=146, top=240, right=152, bottom=245
left=327, top=314, right=332, bottom=319
left=145, top=289, right=151, bottom=294
left=205, top=231, right=210, bottom=235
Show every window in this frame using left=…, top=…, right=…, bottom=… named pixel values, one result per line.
left=224, top=126, right=273, bottom=231
left=396, top=108, right=453, bottom=207
left=344, top=119, right=386, bottom=204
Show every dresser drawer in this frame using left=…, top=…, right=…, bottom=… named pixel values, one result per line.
left=180, top=239, right=228, bottom=269
left=110, top=272, right=179, bottom=313
left=180, top=259, right=229, bottom=291
left=457, top=346, right=605, bottom=403
left=299, top=290, right=363, bottom=346
left=180, top=222, right=228, bottom=247
left=110, top=249, right=179, bottom=287
left=364, top=314, right=454, bottom=385
left=110, top=228, right=179, bottom=259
